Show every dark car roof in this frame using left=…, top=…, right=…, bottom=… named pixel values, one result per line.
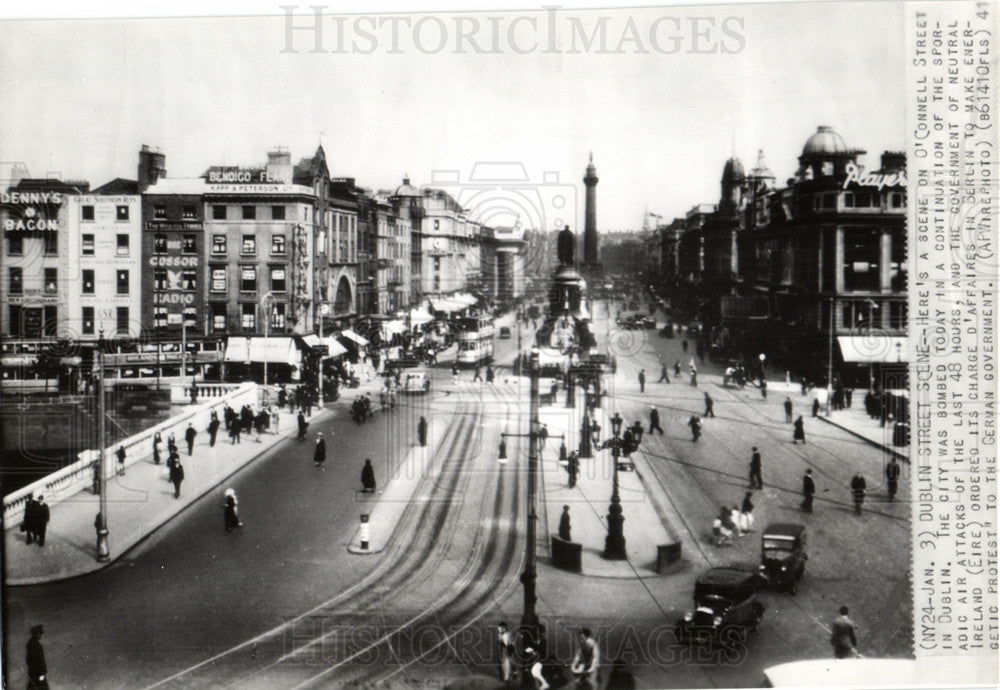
left=762, top=523, right=806, bottom=538
left=696, top=567, right=757, bottom=587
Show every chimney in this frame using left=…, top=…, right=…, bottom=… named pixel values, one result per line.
left=265, top=147, right=292, bottom=184
left=880, top=151, right=906, bottom=173
left=138, top=144, right=166, bottom=192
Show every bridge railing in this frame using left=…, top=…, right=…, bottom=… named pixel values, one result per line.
left=169, top=382, right=246, bottom=405
left=3, top=382, right=259, bottom=528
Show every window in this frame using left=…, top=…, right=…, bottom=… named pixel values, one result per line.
left=211, top=304, right=227, bottom=332
left=81, top=205, right=95, bottom=221
left=153, top=307, right=168, bottom=329
left=116, top=234, right=130, bottom=256
left=154, top=234, right=167, bottom=254
left=183, top=307, right=197, bottom=328
left=843, top=192, right=854, bottom=208
left=182, top=206, right=196, bottom=220
left=211, top=268, right=227, bottom=292
left=43, top=306, right=57, bottom=337
left=270, top=303, right=286, bottom=329
left=212, top=234, right=226, bottom=254
left=213, top=205, right=227, bottom=220
left=82, top=307, right=95, bottom=335
left=116, top=307, right=129, bottom=335
left=241, top=235, right=256, bottom=255
left=154, top=270, right=168, bottom=290
left=44, top=268, right=57, bottom=294
left=271, top=234, right=286, bottom=254
left=270, top=267, right=286, bottom=292
left=242, top=206, right=256, bottom=220
left=116, top=205, right=130, bottom=221
left=9, top=267, right=22, bottom=294
left=433, top=257, right=441, bottom=271
left=241, top=266, right=257, bottom=292
left=8, top=235, right=22, bottom=255
left=154, top=205, right=166, bottom=220
left=82, top=269, right=95, bottom=294
left=181, top=270, right=197, bottom=290
left=8, top=305, right=21, bottom=337
left=271, top=205, right=286, bottom=220
left=433, top=219, right=440, bottom=230
left=890, top=192, right=904, bottom=208
left=43, top=232, right=57, bottom=255
left=241, top=304, right=256, bottom=330
left=117, top=269, right=129, bottom=295
left=182, top=235, right=196, bottom=254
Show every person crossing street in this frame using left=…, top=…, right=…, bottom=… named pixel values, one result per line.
left=657, top=363, right=670, bottom=383
left=749, top=447, right=763, bottom=489
left=648, top=406, right=664, bottom=435
left=850, top=472, right=867, bottom=514
left=314, top=432, right=327, bottom=468
left=886, top=458, right=901, bottom=500
left=802, top=469, right=816, bottom=512
left=703, top=393, right=714, bottom=418
left=638, top=369, right=646, bottom=393
left=784, top=397, right=793, bottom=423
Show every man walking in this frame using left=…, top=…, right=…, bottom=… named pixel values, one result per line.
left=749, top=448, right=763, bottom=489
left=703, top=393, right=714, bottom=418
left=26, top=624, right=48, bottom=689
left=538, top=424, right=549, bottom=457
left=361, top=458, right=376, bottom=493
left=648, top=406, right=664, bottom=435
left=571, top=628, right=600, bottom=688
left=674, top=361, right=681, bottom=378
left=417, top=416, right=428, bottom=447
left=116, top=445, right=126, bottom=476
left=314, top=432, right=327, bottom=468
left=486, top=365, right=495, bottom=384
left=185, top=423, right=197, bottom=456
left=657, top=363, right=670, bottom=383
left=830, top=606, right=858, bottom=658
left=558, top=505, right=572, bottom=541
left=802, top=469, right=816, bottom=513
left=34, top=496, right=49, bottom=547
left=784, top=397, right=793, bottom=423
left=23, top=493, right=38, bottom=545
left=793, top=415, right=806, bottom=444
left=850, top=473, right=867, bottom=515
left=638, top=369, right=646, bottom=393
left=169, top=461, right=185, bottom=499
left=886, top=458, right=901, bottom=500
left=566, top=451, right=579, bottom=488
left=208, top=414, right=220, bottom=447
left=473, top=365, right=483, bottom=383
left=297, top=411, right=308, bottom=440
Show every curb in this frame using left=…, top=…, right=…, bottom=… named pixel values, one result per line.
left=6, top=407, right=334, bottom=587
left=816, top=415, right=909, bottom=462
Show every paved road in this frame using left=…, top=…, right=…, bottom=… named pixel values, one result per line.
left=4, top=304, right=910, bottom=689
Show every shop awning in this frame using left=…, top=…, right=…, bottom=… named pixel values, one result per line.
left=430, top=298, right=466, bottom=313
left=340, top=329, right=369, bottom=346
left=452, top=293, right=477, bottom=306
left=408, top=308, right=434, bottom=326
left=224, top=337, right=301, bottom=366
left=837, top=336, right=908, bottom=363
left=381, top=320, right=407, bottom=339
left=223, top=337, right=249, bottom=363
left=300, top=334, right=322, bottom=348
left=321, top=337, right=348, bottom=358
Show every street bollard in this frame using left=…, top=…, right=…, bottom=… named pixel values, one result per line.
left=499, top=438, right=507, bottom=460
left=359, top=513, right=370, bottom=550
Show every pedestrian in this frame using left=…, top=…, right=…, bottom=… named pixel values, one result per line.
left=566, top=451, right=579, bottom=487
left=703, top=392, right=714, bottom=418
left=749, top=447, right=763, bottom=489
left=314, top=432, right=327, bottom=468
left=570, top=628, right=600, bottom=688
left=270, top=406, right=280, bottom=434
left=690, top=369, right=698, bottom=387
left=417, top=416, right=428, bottom=447
left=739, top=491, right=755, bottom=532
left=558, top=505, right=572, bottom=541
left=674, top=361, right=681, bottom=378
left=169, top=460, right=184, bottom=499
left=253, top=410, right=265, bottom=443
left=638, top=369, right=645, bottom=393
left=802, top=469, right=816, bottom=513
left=850, top=472, right=867, bottom=515
left=26, top=624, right=48, bottom=690
left=830, top=606, right=858, bottom=658
left=793, top=415, right=806, bottom=443
left=153, top=431, right=162, bottom=464
left=682, top=339, right=689, bottom=352
left=845, top=388, right=853, bottom=408
left=486, top=365, right=495, bottom=384
left=231, top=416, right=242, bottom=444
left=451, top=363, right=459, bottom=384
left=185, top=423, right=196, bottom=455
left=278, top=384, right=287, bottom=410
left=688, top=415, right=701, bottom=442
left=538, top=424, right=549, bottom=457
left=657, top=363, right=670, bottom=384
left=297, top=411, right=308, bottom=440
left=784, top=397, right=793, bottom=423
left=167, top=433, right=178, bottom=454
left=473, top=365, right=483, bottom=382
left=33, top=495, right=49, bottom=547
left=22, top=493, right=37, bottom=545
left=812, top=398, right=820, bottom=418
left=496, top=622, right=514, bottom=683
left=886, top=457, right=901, bottom=500
left=223, top=488, right=242, bottom=532
left=525, top=645, right=549, bottom=690
left=648, top=406, right=664, bottom=435
left=361, top=458, right=376, bottom=493
left=760, top=378, right=768, bottom=399
left=116, top=445, right=126, bottom=476
left=208, top=414, right=220, bottom=447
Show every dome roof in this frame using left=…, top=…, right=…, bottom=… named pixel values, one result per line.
left=802, top=126, right=848, bottom=156
left=722, top=157, right=745, bottom=182
left=393, top=176, right=420, bottom=196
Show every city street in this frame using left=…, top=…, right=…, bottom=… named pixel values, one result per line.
left=4, top=301, right=911, bottom=688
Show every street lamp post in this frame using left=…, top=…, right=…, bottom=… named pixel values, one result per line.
left=603, top=412, right=627, bottom=560
left=521, top=347, right=541, bottom=633
left=95, top=330, right=109, bottom=562
left=827, top=297, right=835, bottom=417
left=261, top=291, right=275, bottom=398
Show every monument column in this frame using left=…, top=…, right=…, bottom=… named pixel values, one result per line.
left=583, top=153, right=599, bottom=267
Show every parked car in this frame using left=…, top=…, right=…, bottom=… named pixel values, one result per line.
left=402, top=371, right=431, bottom=395
left=499, top=326, right=512, bottom=339
left=640, top=316, right=657, bottom=329
left=758, top=523, right=807, bottom=594
left=676, top=567, right=765, bottom=646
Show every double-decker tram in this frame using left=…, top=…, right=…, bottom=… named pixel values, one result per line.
left=455, top=315, right=495, bottom=366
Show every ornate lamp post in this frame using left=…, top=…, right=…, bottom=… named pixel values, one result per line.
left=95, top=330, right=109, bottom=562
left=521, top=347, right=541, bottom=632
left=603, top=412, right=627, bottom=560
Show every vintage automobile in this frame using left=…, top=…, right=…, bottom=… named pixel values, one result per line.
left=676, top=567, right=765, bottom=646
left=401, top=371, right=431, bottom=395
left=640, top=316, right=657, bottom=329
left=499, top=326, right=512, bottom=339
left=758, top=523, right=807, bottom=594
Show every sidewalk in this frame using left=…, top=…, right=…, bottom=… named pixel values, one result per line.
left=3, top=404, right=330, bottom=586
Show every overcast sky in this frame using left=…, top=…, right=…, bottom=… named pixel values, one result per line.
left=0, top=1, right=905, bottom=231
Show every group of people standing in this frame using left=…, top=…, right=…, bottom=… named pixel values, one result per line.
left=496, top=623, right=612, bottom=690
left=20, top=494, right=50, bottom=547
